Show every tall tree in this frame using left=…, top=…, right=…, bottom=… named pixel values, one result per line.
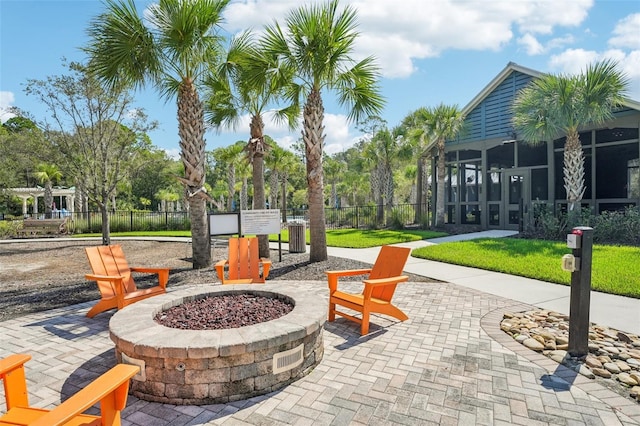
left=85, top=0, right=230, bottom=268
left=25, top=61, right=154, bottom=244
left=413, top=104, right=466, bottom=228
left=205, top=32, right=296, bottom=257
left=34, top=164, right=62, bottom=218
left=512, top=59, right=629, bottom=213
left=260, top=0, right=384, bottom=262
left=403, top=109, right=433, bottom=224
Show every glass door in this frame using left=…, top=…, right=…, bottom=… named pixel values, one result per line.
left=503, top=169, right=530, bottom=231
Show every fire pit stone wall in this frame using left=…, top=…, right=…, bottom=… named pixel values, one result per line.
left=109, top=284, right=327, bottom=405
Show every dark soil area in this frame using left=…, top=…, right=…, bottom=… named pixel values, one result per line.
left=0, top=239, right=436, bottom=322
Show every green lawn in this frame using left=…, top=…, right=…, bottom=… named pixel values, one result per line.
left=412, top=238, right=640, bottom=298
left=270, top=228, right=447, bottom=248
left=74, top=229, right=446, bottom=248
left=73, top=229, right=640, bottom=299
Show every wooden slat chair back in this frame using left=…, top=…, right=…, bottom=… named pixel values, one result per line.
left=84, top=244, right=169, bottom=318
left=0, top=353, right=139, bottom=426
left=215, top=237, right=272, bottom=284
left=326, top=245, right=411, bottom=335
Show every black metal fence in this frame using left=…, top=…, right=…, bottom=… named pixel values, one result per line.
left=5, top=203, right=431, bottom=234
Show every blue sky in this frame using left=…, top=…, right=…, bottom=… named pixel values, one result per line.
left=1, top=0, right=639, bottom=159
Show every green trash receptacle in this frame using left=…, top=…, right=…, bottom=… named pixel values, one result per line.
left=288, top=221, right=306, bottom=253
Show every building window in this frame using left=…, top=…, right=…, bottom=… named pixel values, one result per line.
left=488, top=143, right=514, bottom=169
left=446, top=164, right=458, bottom=202
left=596, top=127, right=639, bottom=144
left=459, top=149, right=481, bottom=160
left=487, top=171, right=501, bottom=201
left=596, top=143, right=639, bottom=199
left=531, top=168, right=548, bottom=200
left=518, top=142, right=547, bottom=167
left=488, top=204, right=500, bottom=226
left=446, top=205, right=456, bottom=224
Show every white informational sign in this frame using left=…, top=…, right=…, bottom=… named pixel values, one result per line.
left=241, top=209, right=281, bottom=235
left=209, top=213, right=239, bottom=236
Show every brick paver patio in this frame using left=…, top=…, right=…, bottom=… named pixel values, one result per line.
left=1, top=280, right=639, bottom=425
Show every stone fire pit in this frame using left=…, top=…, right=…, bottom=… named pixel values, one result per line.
left=109, top=284, right=327, bottom=405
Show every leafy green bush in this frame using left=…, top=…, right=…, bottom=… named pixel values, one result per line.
left=0, top=220, right=22, bottom=238
left=527, top=205, right=640, bottom=246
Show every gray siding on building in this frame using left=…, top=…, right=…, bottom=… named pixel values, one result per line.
left=452, top=71, right=535, bottom=145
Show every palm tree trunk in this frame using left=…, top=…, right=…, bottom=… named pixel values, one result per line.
left=436, top=141, right=446, bottom=227
left=564, top=130, right=586, bottom=213
left=178, top=81, right=210, bottom=269
left=44, top=182, right=53, bottom=219
left=303, top=89, right=327, bottom=262
left=415, top=157, right=424, bottom=224
left=227, top=165, right=235, bottom=211
left=249, top=115, right=270, bottom=258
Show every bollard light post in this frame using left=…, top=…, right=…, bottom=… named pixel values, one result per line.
left=562, top=226, right=594, bottom=359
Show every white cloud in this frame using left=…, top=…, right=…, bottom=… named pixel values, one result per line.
left=518, top=33, right=545, bottom=55
left=222, top=0, right=594, bottom=79
left=609, top=13, right=640, bottom=50
left=548, top=49, right=640, bottom=100
left=0, top=91, right=16, bottom=123
left=164, top=148, right=181, bottom=160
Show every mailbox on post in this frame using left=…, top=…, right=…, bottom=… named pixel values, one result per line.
left=563, top=226, right=593, bottom=359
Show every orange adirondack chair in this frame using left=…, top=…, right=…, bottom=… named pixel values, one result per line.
left=0, top=353, right=139, bottom=426
left=84, top=244, right=170, bottom=318
left=326, top=245, right=411, bottom=335
left=215, top=237, right=272, bottom=284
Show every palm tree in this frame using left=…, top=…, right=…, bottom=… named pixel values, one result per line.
left=85, top=0, right=230, bottom=269
left=214, top=142, right=245, bottom=211
left=413, top=104, right=466, bottom=227
left=260, top=0, right=384, bottom=262
left=403, top=109, right=433, bottom=224
left=205, top=32, right=297, bottom=257
left=513, top=59, right=629, bottom=213
left=34, top=164, right=62, bottom=218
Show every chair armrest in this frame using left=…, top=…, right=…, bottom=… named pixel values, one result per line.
left=326, top=269, right=372, bottom=278
left=130, top=267, right=170, bottom=289
left=30, top=364, right=140, bottom=426
left=215, top=259, right=229, bottom=282
left=326, top=269, right=372, bottom=292
left=0, top=354, right=31, bottom=409
left=85, top=274, right=128, bottom=306
left=85, top=274, right=126, bottom=282
left=260, top=258, right=272, bottom=279
left=363, top=276, right=409, bottom=287
left=362, top=276, right=409, bottom=300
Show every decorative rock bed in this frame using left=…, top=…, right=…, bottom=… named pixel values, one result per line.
left=109, top=285, right=327, bottom=405
left=501, top=310, right=640, bottom=402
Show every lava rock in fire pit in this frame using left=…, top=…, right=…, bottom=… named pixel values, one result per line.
left=155, top=293, right=293, bottom=330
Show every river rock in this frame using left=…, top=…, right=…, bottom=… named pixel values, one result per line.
left=631, top=386, right=640, bottom=400
left=585, top=356, right=603, bottom=369
left=523, top=338, right=544, bottom=352
left=604, top=362, right=621, bottom=374
left=615, top=360, right=631, bottom=372
left=617, top=373, right=639, bottom=387
left=593, top=368, right=612, bottom=379
left=549, top=350, right=567, bottom=363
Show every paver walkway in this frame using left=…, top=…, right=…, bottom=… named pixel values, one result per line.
left=2, top=232, right=640, bottom=424
left=1, top=279, right=639, bottom=425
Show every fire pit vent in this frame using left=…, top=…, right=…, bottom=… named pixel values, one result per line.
left=273, top=343, right=304, bottom=374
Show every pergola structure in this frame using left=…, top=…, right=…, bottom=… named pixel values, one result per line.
left=10, top=186, right=76, bottom=216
